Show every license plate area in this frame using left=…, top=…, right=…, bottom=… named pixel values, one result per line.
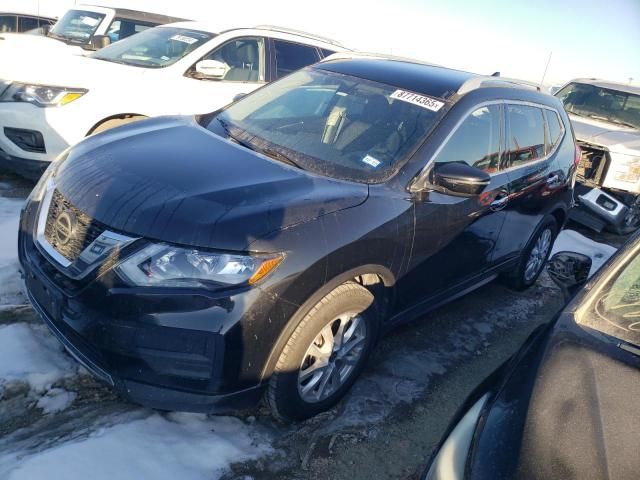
left=26, top=273, right=63, bottom=320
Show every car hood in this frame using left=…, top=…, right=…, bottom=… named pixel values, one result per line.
left=570, top=114, right=640, bottom=155
left=53, top=116, right=369, bottom=251
left=0, top=44, right=144, bottom=88
left=469, top=315, right=640, bottom=479
left=0, top=32, right=84, bottom=56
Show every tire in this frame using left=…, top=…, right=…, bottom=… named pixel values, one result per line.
left=503, top=216, right=558, bottom=291
left=89, top=115, right=146, bottom=135
left=266, top=282, right=378, bottom=423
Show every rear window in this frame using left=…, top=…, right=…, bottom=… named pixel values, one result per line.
left=545, top=110, right=564, bottom=151
left=505, top=104, right=546, bottom=168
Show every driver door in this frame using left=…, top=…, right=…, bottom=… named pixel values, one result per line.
left=181, top=37, right=267, bottom=113
left=397, top=103, right=510, bottom=310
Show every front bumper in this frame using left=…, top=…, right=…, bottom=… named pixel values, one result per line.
left=18, top=199, right=290, bottom=413
left=0, top=102, right=79, bottom=165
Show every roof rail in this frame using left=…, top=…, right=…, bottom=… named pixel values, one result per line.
left=321, top=51, right=441, bottom=67
left=457, top=76, right=541, bottom=95
left=254, top=25, right=345, bottom=47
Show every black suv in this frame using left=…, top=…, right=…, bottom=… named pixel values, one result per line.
left=19, top=54, right=577, bottom=421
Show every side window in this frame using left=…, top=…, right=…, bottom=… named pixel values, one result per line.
left=434, top=104, right=502, bottom=174
left=505, top=104, right=546, bottom=168
left=273, top=40, right=321, bottom=79
left=201, top=37, right=265, bottom=82
left=0, top=15, right=17, bottom=33
left=544, top=109, right=563, bottom=151
left=107, top=19, right=152, bottom=42
left=19, top=16, right=40, bottom=32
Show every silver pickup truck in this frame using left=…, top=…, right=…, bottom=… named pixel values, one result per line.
left=556, top=79, right=640, bottom=233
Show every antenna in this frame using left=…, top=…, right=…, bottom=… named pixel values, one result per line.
left=539, top=51, right=552, bottom=87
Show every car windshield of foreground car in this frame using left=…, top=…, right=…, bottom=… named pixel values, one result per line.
left=209, top=68, right=444, bottom=183
left=90, top=27, right=214, bottom=68
left=49, top=9, right=105, bottom=43
left=557, top=82, right=640, bottom=130
left=580, top=249, right=640, bottom=348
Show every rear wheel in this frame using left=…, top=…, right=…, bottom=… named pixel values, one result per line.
left=503, top=216, right=558, bottom=291
left=266, top=282, right=377, bottom=422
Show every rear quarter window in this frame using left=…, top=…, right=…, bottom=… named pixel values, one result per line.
left=544, top=109, right=564, bottom=151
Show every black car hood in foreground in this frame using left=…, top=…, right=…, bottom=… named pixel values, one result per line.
left=54, top=116, right=368, bottom=250
left=469, top=315, right=640, bottom=480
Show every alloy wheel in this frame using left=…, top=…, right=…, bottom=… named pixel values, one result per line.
left=297, top=312, right=367, bottom=403
left=524, top=228, right=553, bottom=282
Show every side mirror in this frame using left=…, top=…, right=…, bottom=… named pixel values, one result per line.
left=547, top=252, right=592, bottom=300
left=432, top=162, right=491, bottom=196
left=194, top=60, right=227, bottom=80
left=89, top=35, right=110, bottom=50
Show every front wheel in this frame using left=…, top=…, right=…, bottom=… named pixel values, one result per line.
left=503, top=217, right=558, bottom=291
left=266, top=282, right=378, bottom=422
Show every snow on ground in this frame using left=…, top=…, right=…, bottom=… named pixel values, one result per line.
left=0, top=323, right=77, bottom=392
left=0, top=195, right=26, bottom=306
left=551, top=229, right=617, bottom=276
left=0, top=413, right=271, bottom=480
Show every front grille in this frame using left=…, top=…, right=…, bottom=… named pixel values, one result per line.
left=44, top=189, right=104, bottom=262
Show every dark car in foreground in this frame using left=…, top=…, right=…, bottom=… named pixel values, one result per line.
left=424, top=237, right=640, bottom=479
left=20, top=53, right=576, bottom=421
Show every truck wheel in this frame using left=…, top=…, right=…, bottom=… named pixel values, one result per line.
left=503, top=216, right=558, bottom=291
left=266, top=282, right=378, bottom=423
left=89, top=115, right=147, bottom=135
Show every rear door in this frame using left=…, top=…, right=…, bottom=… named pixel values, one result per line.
left=493, top=102, right=565, bottom=262
left=397, top=103, right=510, bottom=309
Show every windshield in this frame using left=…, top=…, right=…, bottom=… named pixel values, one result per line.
left=90, top=27, right=214, bottom=68
left=209, top=68, right=444, bottom=183
left=580, top=246, right=640, bottom=347
left=49, top=9, right=106, bottom=44
left=557, top=82, right=640, bottom=130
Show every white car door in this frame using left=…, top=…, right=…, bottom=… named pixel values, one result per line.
left=175, top=36, right=267, bottom=114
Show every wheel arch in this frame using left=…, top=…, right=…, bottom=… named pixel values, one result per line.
left=86, top=113, right=148, bottom=136
left=259, top=264, right=396, bottom=382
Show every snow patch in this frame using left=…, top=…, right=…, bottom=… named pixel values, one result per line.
left=0, top=196, right=26, bottom=306
left=0, top=323, right=77, bottom=391
left=36, top=388, right=77, bottom=414
left=1, top=413, right=271, bottom=480
left=551, top=229, right=617, bottom=276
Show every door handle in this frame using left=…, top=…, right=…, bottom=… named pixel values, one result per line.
left=490, top=195, right=509, bottom=211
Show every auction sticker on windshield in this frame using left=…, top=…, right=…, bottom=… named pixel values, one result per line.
left=170, top=34, right=199, bottom=45
left=390, top=90, right=444, bottom=112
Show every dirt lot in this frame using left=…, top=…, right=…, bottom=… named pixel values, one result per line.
left=0, top=172, right=624, bottom=479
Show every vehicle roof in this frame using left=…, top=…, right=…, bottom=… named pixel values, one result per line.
left=316, top=56, right=478, bottom=99
left=0, top=11, right=56, bottom=19
left=568, top=78, right=640, bottom=95
left=159, top=21, right=345, bottom=48
left=81, top=5, right=187, bottom=24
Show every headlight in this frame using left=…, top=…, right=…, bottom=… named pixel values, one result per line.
left=116, top=244, right=283, bottom=289
left=426, top=394, right=489, bottom=480
left=610, top=152, right=640, bottom=184
left=0, top=81, right=87, bottom=107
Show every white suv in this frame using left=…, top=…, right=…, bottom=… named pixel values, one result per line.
left=0, top=22, right=346, bottom=178
left=0, top=5, right=184, bottom=56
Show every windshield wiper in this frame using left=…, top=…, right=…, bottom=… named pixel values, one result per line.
left=260, top=147, right=304, bottom=170
left=216, top=118, right=258, bottom=152
left=216, top=118, right=303, bottom=169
